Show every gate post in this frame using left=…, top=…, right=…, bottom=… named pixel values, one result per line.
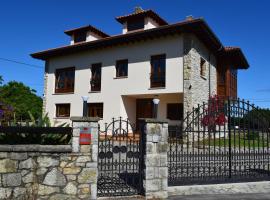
left=71, top=117, right=99, bottom=200
left=140, top=118, right=168, bottom=199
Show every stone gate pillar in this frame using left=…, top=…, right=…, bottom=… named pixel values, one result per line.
left=140, top=118, right=168, bottom=199
left=71, top=117, right=99, bottom=200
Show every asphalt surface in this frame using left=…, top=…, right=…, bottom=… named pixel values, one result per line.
left=169, top=193, right=270, bottom=200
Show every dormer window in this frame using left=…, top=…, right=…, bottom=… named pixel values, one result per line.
left=127, top=18, right=145, bottom=32
left=74, top=31, right=87, bottom=43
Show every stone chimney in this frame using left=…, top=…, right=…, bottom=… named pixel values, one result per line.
left=134, top=6, right=144, bottom=14
left=186, top=15, right=194, bottom=21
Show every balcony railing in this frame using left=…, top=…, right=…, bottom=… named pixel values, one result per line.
left=90, top=78, right=101, bottom=91
left=150, top=73, right=165, bottom=88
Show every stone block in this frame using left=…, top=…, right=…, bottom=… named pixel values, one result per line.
left=91, top=183, right=97, bottom=199
left=2, top=173, right=22, bottom=187
left=72, top=137, right=80, bottom=153
left=159, top=167, right=168, bottom=178
left=91, top=145, right=98, bottom=162
left=159, top=155, right=167, bottom=167
left=37, top=167, right=48, bottom=175
left=0, top=188, right=12, bottom=199
left=38, top=185, right=60, bottom=196
left=146, top=191, right=168, bottom=199
left=0, top=152, right=8, bottom=158
left=145, top=167, right=155, bottom=179
left=37, top=156, right=59, bottom=167
left=157, top=143, right=168, bottom=153
left=10, top=152, right=28, bottom=160
left=63, top=167, right=81, bottom=175
left=145, top=179, right=161, bottom=192
left=78, top=168, right=97, bottom=184
left=22, top=172, right=35, bottom=183
left=43, top=168, right=66, bottom=186
left=13, top=187, right=27, bottom=198
left=86, top=162, right=97, bottom=168
left=0, top=159, right=17, bottom=173
left=63, top=182, right=77, bottom=195
left=80, top=145, right=91, bottom=153
left=76, top=156, right=91, bottom=163
left=19, top=158, right=36, bottom=169
left=66, top=175, right=77, bottom=181
left=72, top=128, right=80, bottom=137
left=145, top=155, right=159, bottom=167
left=49, top=194, right=76, bottom=200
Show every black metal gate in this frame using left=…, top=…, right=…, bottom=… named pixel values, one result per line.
left=168, top=97, right=270, bottom=186
left=97, top=117, right=145, bottom=197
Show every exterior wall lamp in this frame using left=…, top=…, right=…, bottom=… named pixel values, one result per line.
left=152, top=95, right=160, bottom=119
left=81, top=96, right=89, bottom=117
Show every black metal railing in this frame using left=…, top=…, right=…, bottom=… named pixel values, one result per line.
left=97, top=117, right=145, bottom=197
left=150, top=73, right=165, bottom=88
left=0, top=126, right=72, bottom=145
left=168, top=97, right=270, bottom=186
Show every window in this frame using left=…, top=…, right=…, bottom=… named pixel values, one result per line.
left=127, top=18, right=144, bottom=31
left=150, top=54, right=166, bottom=88
left=167, top=103, right=183, bottom=120
left=74, top=31, right=87, bottom=43
left=56, top=104, right=70, bottom=118
left=116, top=59, right=128, bottom=78
left=55, top=67, right=75, bottom=93
left=200, top=58, right=207, bottom=78
left=88, top=103, right=103, bottom=118
left=90, top=63, right=102, bottom=91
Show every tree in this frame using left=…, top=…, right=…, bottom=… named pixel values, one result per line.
left=0, top=81, right=42, bottom=120
left=0, top=75, right=3, bottom=85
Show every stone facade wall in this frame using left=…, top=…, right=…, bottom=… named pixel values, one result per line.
left=143, top=119, right=168, bottom=199
left=0, top=118, right=98, bottom=200
left=0, top=149, right=95, bottom=200
left=183, top=34, right=217, bottom=114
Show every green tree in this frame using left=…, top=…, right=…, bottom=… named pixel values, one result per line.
left=0, top=81, right=42, bottom=120
left=0, top=75, right=3, bottom=85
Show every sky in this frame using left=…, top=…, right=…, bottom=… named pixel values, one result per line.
left=0, top=0, right=270, bottom=108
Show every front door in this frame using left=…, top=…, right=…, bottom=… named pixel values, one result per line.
left=136, top=99, right=153, bottom=128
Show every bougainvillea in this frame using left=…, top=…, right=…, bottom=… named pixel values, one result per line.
left=0, top=102, right=14, bottom=122
left=201, top=95, right=227, bottom=131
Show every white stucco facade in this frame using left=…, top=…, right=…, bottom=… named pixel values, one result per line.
left=45, top=35, right=186, bottom=127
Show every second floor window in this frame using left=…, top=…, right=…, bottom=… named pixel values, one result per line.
left=150, top=54, right=166, bottom=88
left=200, top=58, right=207, bottom=78
left=74, top=31, right=87, bottom=43
left=55, top=67, right=75, bottom=93
left=88, top=103, right=103, bottom=118
left=56, top=104, right=70, bottom=118
left=116, top=59, right=128, bottom=78
left=91, top=63, right=102, bottom=91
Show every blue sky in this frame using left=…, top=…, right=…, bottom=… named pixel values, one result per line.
left=1, top=0, right=270, bottom=108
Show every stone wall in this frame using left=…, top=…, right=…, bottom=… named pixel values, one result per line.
left=143, top=119, right=168, bottom=199
left=183, top=34, right=217, bottom=114
left=0, top=118, right=98, bottom=200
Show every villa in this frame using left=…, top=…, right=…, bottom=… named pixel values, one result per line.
left=31, top=8, right=249, bottom=128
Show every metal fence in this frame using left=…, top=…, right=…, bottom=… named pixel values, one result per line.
left=168, top=97, right=270, bottom=186
left=97, top=118, right=145, bottom=197
left=0, top=126, right=72, bottom=145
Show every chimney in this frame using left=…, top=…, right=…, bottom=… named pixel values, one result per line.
left=134, top=6, right=144, bottom=14
left=186, top=15, right=194, bottom=21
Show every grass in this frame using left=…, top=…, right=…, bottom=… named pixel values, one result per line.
left=199, top=132, right=269, bottom=148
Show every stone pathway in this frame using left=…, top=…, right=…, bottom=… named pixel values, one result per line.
left=169, top=193, right=270, bottom=200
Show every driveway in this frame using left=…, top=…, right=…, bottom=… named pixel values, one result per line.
left=169, top=193, right=270, bottom=200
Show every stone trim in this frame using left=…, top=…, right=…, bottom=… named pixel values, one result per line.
left=168, top=181, right=270, bottom=196
left=138, top=118, right=168, bottom=123
left=0, top=145, right=72, bottom=153
left=70, top=116, right=100, bottom=122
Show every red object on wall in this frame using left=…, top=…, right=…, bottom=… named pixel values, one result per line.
left=80, top=127, right=91, bottom=145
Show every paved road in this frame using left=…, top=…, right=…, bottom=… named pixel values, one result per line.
left=169, top=193, right=270, bottom=200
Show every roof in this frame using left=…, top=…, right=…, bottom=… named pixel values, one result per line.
left=31, top=18, right=249, bottom=69
left=116, top=9, right=168, bottom=25
left=64, top=25, right=109, bottom=38
left=218, top=46, right=249, bottom=69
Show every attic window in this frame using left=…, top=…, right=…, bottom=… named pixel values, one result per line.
left=127, top=18, right=144, bottom=31
left=200, top=58, right=207, bottom=78
left=74, top=31, right=87, bottom=43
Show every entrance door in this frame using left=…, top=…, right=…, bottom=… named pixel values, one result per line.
left=136, top=99, right=153, bottom=128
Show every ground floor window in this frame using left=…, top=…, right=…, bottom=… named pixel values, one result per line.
left=167, top=103, right=183, bottom=120
left=88, top=103, right=103, bottom=118
left=56, top=104, right=70, bottom=117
